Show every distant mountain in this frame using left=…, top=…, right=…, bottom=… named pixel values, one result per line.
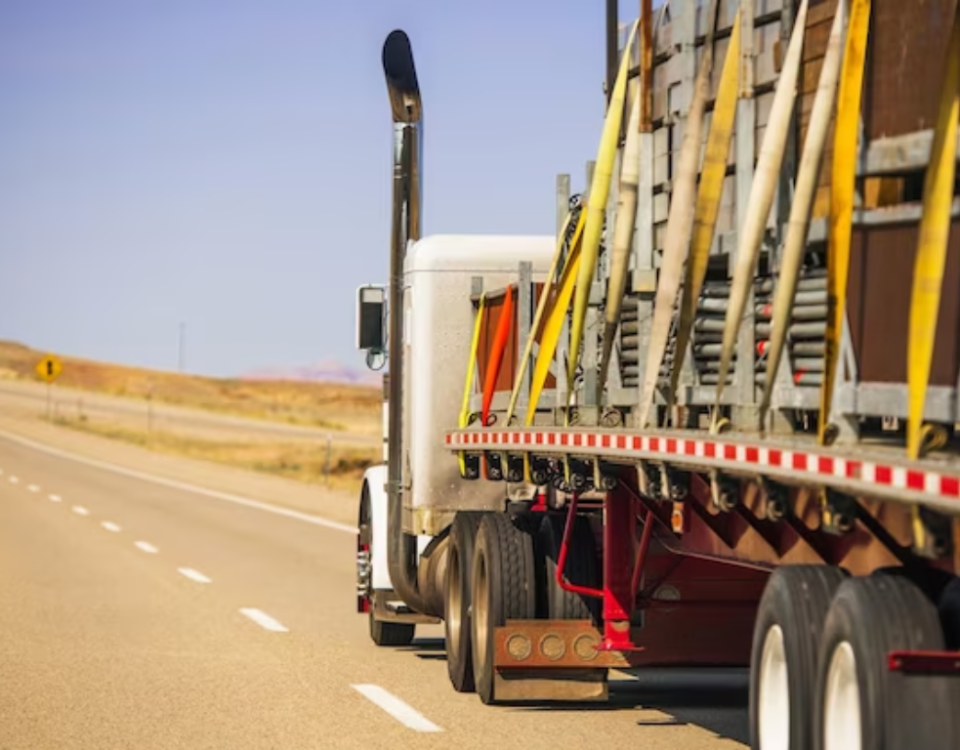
left=241, top=360, right=381, bottom=387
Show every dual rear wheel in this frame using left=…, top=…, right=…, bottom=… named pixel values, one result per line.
left=750, top=566, right=960, bottom=750
left=444, top=510, right=600, bottom=704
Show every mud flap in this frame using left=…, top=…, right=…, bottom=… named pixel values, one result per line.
left=493, top=668, right=608, bottom=702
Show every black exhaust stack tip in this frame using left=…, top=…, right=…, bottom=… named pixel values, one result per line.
left=382, top=30, right=421, bottom=123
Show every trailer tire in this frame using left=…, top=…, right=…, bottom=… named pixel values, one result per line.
left=939, top=577, right=960, bottom=650
left=749, top=565, right=846, bottom=750
left=368, top=611, right=415, bottom=647
left=471, top=513, right=536, bottom=705
left=814, top=574, right=960, bottom=750
left=535, top=514, right=600, bottom=622
left=444, top=512, right=485, bottom=693
left=871, top=566, right=960, bottom=649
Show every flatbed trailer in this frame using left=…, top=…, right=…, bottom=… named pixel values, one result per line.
left=355, top=1, right=960, bottom=748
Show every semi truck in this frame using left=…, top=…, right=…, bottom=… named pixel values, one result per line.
left=354, top=1, right=960, bottom=748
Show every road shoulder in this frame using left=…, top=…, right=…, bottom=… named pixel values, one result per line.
left=0, top=410, right=361, bottom=530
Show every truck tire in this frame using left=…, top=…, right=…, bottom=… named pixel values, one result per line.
left=939, top=577, right=960, bottom=650
left=814, top=574, right=960, bottom=750
left=368, top=611, right=415, bottom=647
left=749, top=565, right=846, bottom=750
left=471, top=513, right=536, bottom=705
left=871, top=566, right=960, bottom=649
left=444, top=512, right=484, bottom=693
left=534, top=514, right=601, bottom=623
left=359, top=479, right=414, bottom=647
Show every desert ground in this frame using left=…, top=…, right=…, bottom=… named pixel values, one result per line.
left=0, top=341, right=382, bottom=491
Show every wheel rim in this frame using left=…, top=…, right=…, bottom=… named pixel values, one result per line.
left=757, top=624, right=790, bottom=750
left=474, top=549, right=489, bottom=671
left=823, top=641, right=862, bottom=750
left=447, top=546, right=463, bottom=661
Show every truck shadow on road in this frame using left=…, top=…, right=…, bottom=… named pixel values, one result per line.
left=488, top=668, right=749, bottom=746
left=616, top=668, right=749, bottom=745
left=403, top=639, right=749, bottom=745
left=403, top=637, right=447, bottom=661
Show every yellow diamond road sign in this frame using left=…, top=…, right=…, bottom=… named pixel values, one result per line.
left=35, top=355, right=63, bottom=384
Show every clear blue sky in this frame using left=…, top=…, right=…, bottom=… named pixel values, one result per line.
left=1, top=0, right=648, bottom=378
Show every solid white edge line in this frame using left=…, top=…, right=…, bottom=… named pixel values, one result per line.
left=48, top=494, right=61, bottom=502
left=350, top=684, right=443, bottom=733
left=101, top=521, right=121, bottom=532
left=0, top=429, right=357, bottom=535
left=134, top=541, right=158, bottom=554
left=177, top=567, right=211, bottom=584
left=239, top=608, right=288, bottom=632
left=72, top=505, right=90, bottom=516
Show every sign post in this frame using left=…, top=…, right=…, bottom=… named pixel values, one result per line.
left=35, top=355, right=64, bottom=420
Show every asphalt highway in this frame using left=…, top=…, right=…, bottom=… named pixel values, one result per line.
left=0, top=432, right=749, bottom=749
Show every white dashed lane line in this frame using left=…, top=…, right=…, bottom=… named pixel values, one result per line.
left=9, top=476, right=18, bottom=484
left=49, top=494, right=61, bottom=502
left=27, top=484, right=40, bottom=493
left=177, top=568, right=211, bottom=584
left=239, top=608, right=288, bottom=633
left=134, top=541, right=158, bottom=554
left=0, top=429, right=357, bottom=534
left=101, top=521, right=121, bottom=533
left=72, top=506, right=90, bottom=516
left=351, top=684, right=443, bottom=733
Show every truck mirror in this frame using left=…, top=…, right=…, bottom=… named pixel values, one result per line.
left=356, top=285, right=387, bottom=353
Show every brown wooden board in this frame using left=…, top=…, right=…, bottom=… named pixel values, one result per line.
left=865, top=0, right=957, bottom=140
left=847, top=221, right=960, bottom=386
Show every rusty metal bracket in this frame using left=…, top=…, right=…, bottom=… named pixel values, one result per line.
left=686, top=498, right=737, bottom=549
left=620, top=480, right=675, bottom=533
left=495, top=620, right=637, bottom=670
left=853, top=501, right=914, bottom=566
left=689, top=473, right=737, bottom=548
left=783, top=513, right=834, bottom=564
left=732, top=502, right=782, bottom=556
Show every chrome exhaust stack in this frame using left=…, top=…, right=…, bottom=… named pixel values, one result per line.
left=381, top=29, right=434, bottom=616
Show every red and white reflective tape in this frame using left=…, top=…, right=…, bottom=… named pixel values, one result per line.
left=445, top=429, right=960, bottom=503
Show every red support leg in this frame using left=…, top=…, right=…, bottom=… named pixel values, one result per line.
left=556, top=492, right=604, bottom=599
left=600, top=484, right=641, bottom=651
left=630, top=506, right=655, bottom=606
